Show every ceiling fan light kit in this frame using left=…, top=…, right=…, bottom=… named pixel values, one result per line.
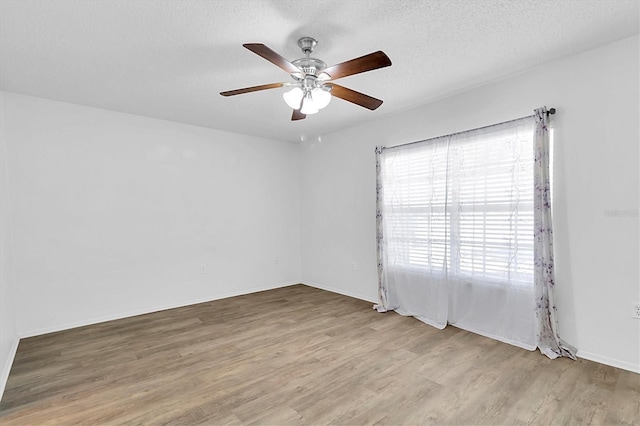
left=283, top=86, right=303, bottom=109
left=220, top=37, right=391, bottom=121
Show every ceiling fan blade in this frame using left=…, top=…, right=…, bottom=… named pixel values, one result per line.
left=327, top=83, right=383, bottom=110
left=243, top=43, right=303, bottom=76
left=220, top=82, right=284, bottom=97
left=321, top=51, right=391, bottom=81
left=291, top=109, right=306, bottom=121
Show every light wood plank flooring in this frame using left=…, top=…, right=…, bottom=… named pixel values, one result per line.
left=1, top=284, right=638, bottom=425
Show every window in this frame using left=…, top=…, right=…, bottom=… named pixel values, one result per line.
left=381, top=120, right=534, bottom=287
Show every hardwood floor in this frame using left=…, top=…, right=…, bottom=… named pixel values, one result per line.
left=1, top=284, right=638, bottom=425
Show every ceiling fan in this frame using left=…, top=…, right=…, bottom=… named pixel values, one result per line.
left=220, top=37, right=392, bottom=121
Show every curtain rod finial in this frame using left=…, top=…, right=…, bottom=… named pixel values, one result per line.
left=548, top=108, right=556, bottom=115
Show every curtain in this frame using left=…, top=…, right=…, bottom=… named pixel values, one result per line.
left=533, top=107, right=577, bottom=359
left=375, top=137, right=451, bottom=329
left=376, top=109, right=575, bottom=358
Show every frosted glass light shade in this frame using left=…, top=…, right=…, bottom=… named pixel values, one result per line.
left=300, top=95, right=318, bottom=114
left=283, top=87, right=303, bottom=109
left=312, top=87, right=331, bottom=109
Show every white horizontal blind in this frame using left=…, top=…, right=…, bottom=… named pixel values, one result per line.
left=383, top=142, right=449, bottom=274
left=454, top=130, right=534, bottom=286
left=382, top=123, right=534, bottom=285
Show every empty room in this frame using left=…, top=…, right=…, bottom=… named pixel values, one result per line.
left=0, top=0, right=639, bottom=424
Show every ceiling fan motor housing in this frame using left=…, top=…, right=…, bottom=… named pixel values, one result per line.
left=292, top=57, right=327, bottom=78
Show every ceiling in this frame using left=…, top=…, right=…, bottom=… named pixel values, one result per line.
left=1, top=0, right=638, bottom=143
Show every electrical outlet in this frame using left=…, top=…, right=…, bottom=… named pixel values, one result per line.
left=200, top=265, right=206, bottom=274
left=275, top=257, right=280, bottom=265
left=351, top=261, right=357, bottom=271
left=633, top=303, right=640, bottom=319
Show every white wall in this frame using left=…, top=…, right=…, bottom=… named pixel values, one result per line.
left=2, top=93, right=301, bottom=337
left=0, top=92, right=19, bottom=399
left=300, top=35, right=640, bottom=372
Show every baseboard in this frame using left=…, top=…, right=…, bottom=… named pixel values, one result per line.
left=577, top=349, right=640, bottom=374
left=0, top=336, right=19, bottom=402
left=302, top=280, right=378, bottom=304
left=19, top=280, right=300, bottom=339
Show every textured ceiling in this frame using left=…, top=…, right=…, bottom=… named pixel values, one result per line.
left=1, top=0, right=638, bottom=143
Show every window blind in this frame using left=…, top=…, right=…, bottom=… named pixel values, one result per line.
left=381, top=124, right=534, bottom=286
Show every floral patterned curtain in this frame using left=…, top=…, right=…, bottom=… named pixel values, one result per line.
left=374, top=146, right=392, bottom=312
left=533, top=107, right=577, bottom=360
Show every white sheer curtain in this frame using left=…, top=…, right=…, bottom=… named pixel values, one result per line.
left=376, top=117, right=537, bottom=350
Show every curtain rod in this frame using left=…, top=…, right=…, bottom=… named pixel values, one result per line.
left=380, top=108, right=555, bottom=151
